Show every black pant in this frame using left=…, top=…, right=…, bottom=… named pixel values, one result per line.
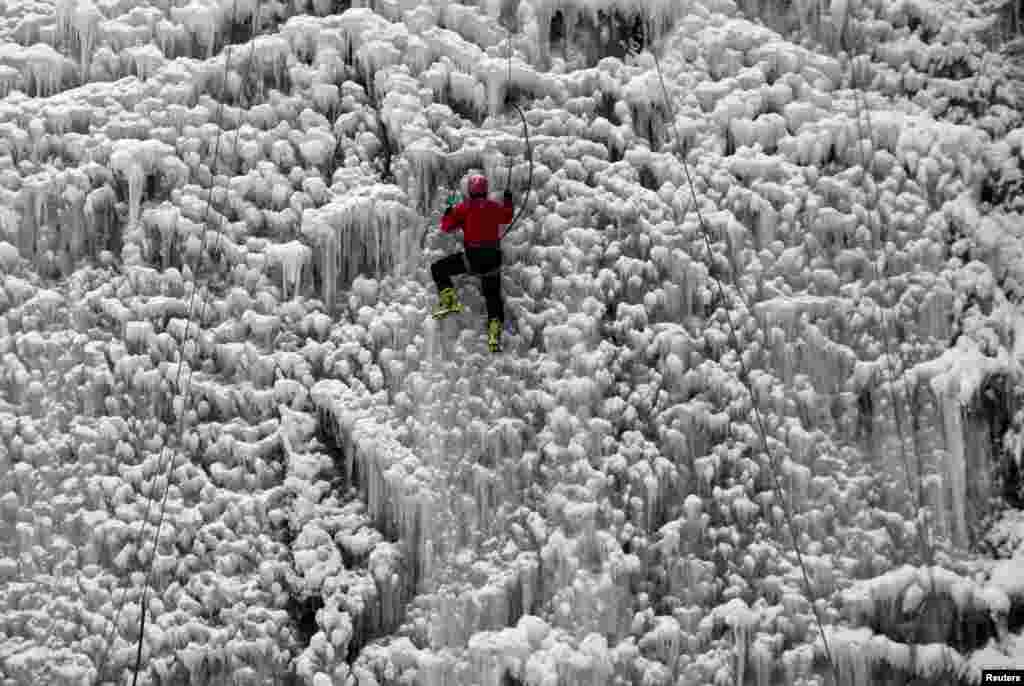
left=431, top=247, right=503, bottom=322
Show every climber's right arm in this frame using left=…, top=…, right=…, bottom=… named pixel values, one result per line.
left=441, top=202, right=467, bottom=233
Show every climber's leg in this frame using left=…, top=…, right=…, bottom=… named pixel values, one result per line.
left=468, top=247, right=504, bottom=352
left=431, top=252, right=467, bottom=292
left=464, top=246, right=504, bottom=322
left=431, top=253, right=467, bottom=319
left=482, top=268, right=504, bottom=351
left=480, top=269, right=504, bottom=323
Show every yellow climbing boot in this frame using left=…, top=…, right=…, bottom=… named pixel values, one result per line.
left=432, top=287, right=464, bottom=319
left=487, top=318, right=502, bottom=352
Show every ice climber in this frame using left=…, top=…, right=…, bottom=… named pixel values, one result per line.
left=431, top=174, right=513, bottom=353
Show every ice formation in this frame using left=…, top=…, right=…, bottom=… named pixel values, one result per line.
left=266, top=240, right=313, bottom=299
left=1, top=0, right=1024, bottom=684
left=300, top=185, right=419, bottom=309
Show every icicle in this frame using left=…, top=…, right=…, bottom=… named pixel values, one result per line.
left=62, top=184, right=87, bottom=264
left=480, top=59, right=507, bottom=118
left=170, top=0, right=219, bottom=58
left=125, top=44, right=165, bottom=81
left=286, top=241, right=310, bottom=298
left=31, top=184, right=47, bottom=238
left=56, top=0, right=75, bottom=45
left=18, top=177, right=49, bottom=262
left=829, top=627, right=874, bottom=686
left=74, top=0, right=101, bottom=73
left=123, top=162, right=145, bottom=227
left=27, top=118, right=45, bottom=163
left=344, top=208, right=354, bottom=288
left=266, top=240, right=311, bottom=299
left=405, top=140, right=446, bottom=213
left=374, top=206, right=382, bottom=281
left=325, top=231, right=338, bottom=312
left=23, top=44, right=64, bottom=97
left=934, top=372, right=968, bottom=547
left=722, top=600, right=758, bottom=686
left=750, top=636, right=775, bottom=686
left=148, top=204, right=180, bottom=269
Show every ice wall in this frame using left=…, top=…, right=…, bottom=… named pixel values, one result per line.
left=300, top=185, right=419, bottom=311
left=910, top=340, right=1017, bottom=547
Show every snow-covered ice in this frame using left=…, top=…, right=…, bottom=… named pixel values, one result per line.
left=1, top=0, right=1024, bottom=683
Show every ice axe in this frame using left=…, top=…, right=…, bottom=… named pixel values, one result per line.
left=419, top=188, right=459, bottom=255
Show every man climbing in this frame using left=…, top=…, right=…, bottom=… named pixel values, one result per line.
left=431, top=174, right=513, bottom=353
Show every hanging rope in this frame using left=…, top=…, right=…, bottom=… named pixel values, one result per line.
left=847, top=59, right=936, bottom=585
left=497, top=102, right=533, bottom=243
left=421, top=31, right=533, bottom=280
left=647, top=44, right=841, bottom=683
left=499, top=31, right=534, bottom=242
left=89, top=3, right=264, bottom=684
left=503, top=33, right=516, bottom=196
left=458, top=101, right=531, bottom=279
left=461, top=40, right=533, bottom=277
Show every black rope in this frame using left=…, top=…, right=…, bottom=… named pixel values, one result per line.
left=505, top=31, right=514, bottom=192
left=497, top=101, right=533, bottom=242
left=648, top=44, right=841, bottom=683
left=504, top=34, right=515, bottom=195
left=475, top=35, right=533, bottom=270
left=850, top=78, right=931, bottom=550
left=89, top=2, right=265, bottom=684
left=130, top=10, right=266, bottom=681
left=421, top=32, right=533, bottom=277
left=847, top=56, right=937, bottom=609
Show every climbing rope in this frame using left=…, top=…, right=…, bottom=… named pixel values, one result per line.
left=647, top=45, right=841, bottom=682
left=497, top=102, right=533, bottom=244
left=89, top=2, right=264, bottom=684
left=421, top=30, right=533, bottom=282
left=458, top=43, right=536, bottom=276
left=499, top=30, right=534, bottom=242
left=458, top=96, right=531, bottom=278
left=847, top=58, right=936, bottom=591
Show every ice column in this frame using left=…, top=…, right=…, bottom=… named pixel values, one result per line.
left=933, top=371, right=968, bottom=548
left=268, top=240, right=312, bottom=299
left=405, top=140, right=446, bottom=214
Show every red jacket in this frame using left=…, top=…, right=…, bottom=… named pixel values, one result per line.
left=441, top=197, right=514, bottom=247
